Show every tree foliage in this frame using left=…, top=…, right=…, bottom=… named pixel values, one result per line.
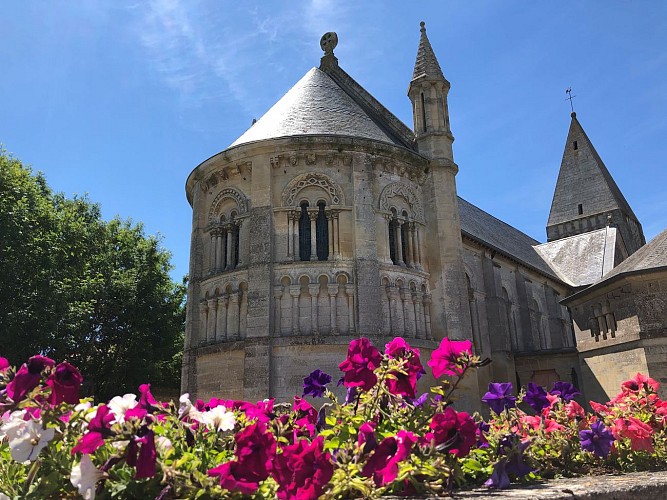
left=0, top=148, right=185, bottom=401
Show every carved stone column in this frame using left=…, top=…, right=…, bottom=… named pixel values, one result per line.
left=414, top=292, right=424, bottom=339
left=227, top=292, right=240, bottom=340
left=206, top=298, right=218, bottom=343
left=292, top=211, right=299, bottom=262
left=236, top=220, right=245, bottom=267
left=273, top=286, right=283, bottom=337
left=216, top=295, right=228, bottom=341
left=309, top=211, right=318, bottom=260
left=382, top=285, right=392, bottom=335
left=199, top=302, right=208, bottom=343
left=215, top=230, right=224, bottom=272
left=328, top=284, right=339, bottom=335
left=225, top=224, right=233, bottom=270
left=405, top=222, right=415, bottom=267
left=415, top=225, right=423, bottom=270
left=400, top=289, right=414, bottom=338
left=396, top=221, right=405, bottom=266
left=309, top=284, right=320, bottom=334
left=327, top=211, right=335, bottom=258
left=290, top=285, right=301, bottom=335
left=423, top=293, right=433, bottom=340
left=388, top=287, right=402, bottom=336
left=209, top=232, right=217, bottom=274
left=345, top=284, right=355, bottom=334
left=333, top=210, right=341, bottom=259
left=383, top=215, right=393, bottom=263
left=286, top=212, right=293, bottom=260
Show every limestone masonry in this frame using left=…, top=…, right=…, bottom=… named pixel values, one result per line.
left=182, top=23, right=667, bottom=408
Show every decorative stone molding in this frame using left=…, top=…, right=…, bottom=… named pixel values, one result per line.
left=379, top=182, right=424, bottom=222
left=282, top=172, right=345, bottom=207
left=208, top=187, right=250, bottom=223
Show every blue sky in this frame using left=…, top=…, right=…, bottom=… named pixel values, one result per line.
left=3, top=1, right=666, bottom=281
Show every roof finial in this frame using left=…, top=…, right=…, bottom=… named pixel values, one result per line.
left=420, top=21, right=426, bottom=32
left=320, top=32, right=338, bottom=56
left=566, top=87, right=576, bottom=117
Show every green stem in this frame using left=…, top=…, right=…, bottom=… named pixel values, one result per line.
left=23, top=458, right=41, bottom=496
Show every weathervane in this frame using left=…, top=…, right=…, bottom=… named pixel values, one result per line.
left=565, top=87, right=576, bottom=114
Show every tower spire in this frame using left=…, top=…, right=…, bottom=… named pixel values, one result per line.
left=413, top=21, right=445, bottom=81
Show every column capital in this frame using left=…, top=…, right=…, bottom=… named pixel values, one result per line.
left=344, top=284, right=355, bottom=295
left=387, top=287, right=400, bottom=299
left=327, top=284, right=339, bottom=297
left=217, top=295, right=229, bottom=306
left=289, top=285, right=301, bottom=298
left=422, top=293, right=432, bottom=305
left=273, top=286, right=284, bottom=298
left=206, top=298, right=217, bottom=307
left=308, top=284, right=321, bottom=296
left=199, top=301, right=209, bottom=310
left=228, top=292, right=240, bottom=303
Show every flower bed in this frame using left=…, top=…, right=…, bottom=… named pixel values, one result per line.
left=1, top=337, right=666, bottom=499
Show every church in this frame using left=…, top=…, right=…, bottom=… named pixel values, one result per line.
left=181, top=23, right=667, bottom=408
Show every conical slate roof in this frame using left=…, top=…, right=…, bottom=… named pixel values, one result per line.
left=229, top=67, right=401, bottom=148
left=547, top=113, right=638, bottom=227
left=412, top=22, right=445, bottom=81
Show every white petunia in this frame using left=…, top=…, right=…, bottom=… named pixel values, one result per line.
left=200, top=405, right=235, bottom=432
left=7, top=419, right=55, bottom=463
left=70, top=454, right=105, bottom=500
left=0, top=410, right=26, bottom=442
left=156, top=436, right=173, bottom=454
left=107, top=394, right=138, bottom=423
left=178, top=393, right=202, bottom=421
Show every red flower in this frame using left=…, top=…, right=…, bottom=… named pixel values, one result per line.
left=208, top=422, right=276, bottom=494
left=425, top=408, right=477, bottom=457
left=361, top=430, right=417, bottom=486
left=384, top=337, right=425, bottom=399
left=358, top=422, right=378, bottom=454
left=613, top=417, right=654, bottom=452
left=621, top=373, right=660, bottom=394
left=273, top=436, right=333, bottom=500
left=72, top=405, right=115, bottom=454
left=138, top=384, right=158, bottom=409
left=292, top=396, right=318, bottom=438
left=427, top=338, right=472, bottom=378
left=46, top=361, right=83, bottom=405
left=6, top=355, right=54, bottom=402
left=126, top=428, right=157, bottom=479
left=339, top=338, right=382, bottom=391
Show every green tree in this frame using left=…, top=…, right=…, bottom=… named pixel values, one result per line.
left=0, top=148, right=185, bottom=401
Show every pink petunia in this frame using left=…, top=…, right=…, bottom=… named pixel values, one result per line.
left=427, top=338, right=472, bottom=379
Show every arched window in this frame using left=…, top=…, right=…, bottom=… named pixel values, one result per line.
left=316, top=201, right=329, bottom=261
left=299, top=202, right=311, bottom=261
left=388, top=209, right=398, bottom=265
left=401, top=211, right=410, bottom=265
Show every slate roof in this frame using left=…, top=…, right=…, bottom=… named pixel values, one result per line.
left=534, top=228, right=618, bottom=287
left=547, top=114, right=638, bottom=227
left=458, top=197, right=560, bottom=280
left=229, top=68, right=405, bottom=149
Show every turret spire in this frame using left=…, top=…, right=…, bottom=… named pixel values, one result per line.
left=412, top=21, right=445, bottom=81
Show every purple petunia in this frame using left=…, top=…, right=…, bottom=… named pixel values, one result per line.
left=485, top=434, right=532, bottom=489
left=524, top=383, right=549, bottom=413
left=550, top=381, right=581, bottom=402
left=302, top=369, right=332, bottom=398
left=482, top=382, right=516, bottom=415
left=579, top=420, right=615, bottom=458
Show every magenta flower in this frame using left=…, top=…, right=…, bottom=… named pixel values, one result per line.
left=72, top=405, right=115, bottom=454
left=358, top=422, right=378, bottom=454
left=338, top=338, right=382, bottom=391
left=579, top=421, right=614, bottom=458
left=126, top=427, right=157, bottom=478
left=384, top=337, right=425, bottom=399
left=138, top=383, right=158, bottom=409
left=425, top=407, right=477, bottom=457
left=46, top=361, right=83, bottom=405
left=208, top=422, right=276, bottom=494
left=550, top=381, right=580, bottom=402
left=427, top=338, right=473, bottom=379
left=293, top=396, right=318, bottom=438
left=6, top=355, right=54, bottom=402
left=621, top=373, right=660, bottom=394
left=273, top=436, right=333, bottom=500
left=361, top=430, right=417, bottom=486
left=482, top=382, right=516, bottom=414
left=0, top=357, right=9, bottom=372
left=302, top=369, right=332, bottom=398
left=524, top=383, right=549, bottom=413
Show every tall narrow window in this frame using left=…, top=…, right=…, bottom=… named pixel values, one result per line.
left=388, top=209, right=397, bottom=265
left=401, top=211, right=409, bottom=265
left=299, top=202, right=310, bottom=261
left=578, top=203, right=583, bottom=215
left=233, top=224, right=240, bottom=268
left=420, top=92, right=427, bottom=132
left=316, top=201, right=329, bottom=261
left=573, top=140, right=578, bottom=150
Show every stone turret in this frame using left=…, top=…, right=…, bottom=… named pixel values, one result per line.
left=547, top=112, right=645, bottom=255
left=408, top=22, right=473, bottom=346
